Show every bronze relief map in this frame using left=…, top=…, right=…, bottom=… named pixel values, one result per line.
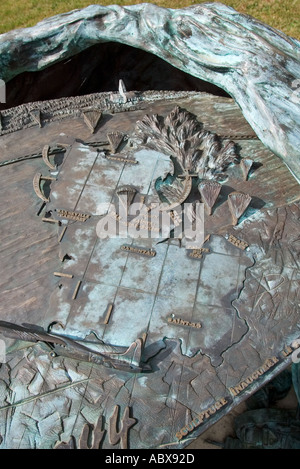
left=0, top=86, right=299, bottom=450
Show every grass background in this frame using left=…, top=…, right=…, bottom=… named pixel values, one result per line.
left=0, top=0, right=299, bottom=40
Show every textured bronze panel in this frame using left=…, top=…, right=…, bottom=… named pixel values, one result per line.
left=0, top=89, right=299, bottom=450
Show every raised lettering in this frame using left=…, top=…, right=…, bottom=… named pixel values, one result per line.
left=282, top=346, right=293, bottom=356
left=234, top=383, right=245, bottom=394
left=208, top=405, right=216, bottom=415
left=167, top=315, right=202, bottom=329
left=192, top=417, right=201, bottom=427
left=176, top=396, right=229, bottom=440
left=220, top=398, right=228, bottom=406
left=229, top=387, right=239, bottom=397
left=214, top=399, right=224, bottom=410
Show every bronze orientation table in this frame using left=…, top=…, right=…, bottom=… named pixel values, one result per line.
left=0, top=3, right=299, bottom=450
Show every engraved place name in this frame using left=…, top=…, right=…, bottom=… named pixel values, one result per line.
left=57, top=209, right=90, bottom=222
left=176, top=397, right=228, bottom=441
left=187, top=248, right=210, bottom=259
left=228, top=343, right=300, bottom=401
left=167, top=316, right=201, bottom=329
left=120, top=244, right=156, bottom=257
left=225, top=234, right=249, bottom=250
left=175, top=349, right=294, bottom=442
left=229, top=356, right=279, bottom=397
left=104, top=154, right=138, bottom=164
left=280, top=341, right=300, bottom=359
left=175, top=343, right=300, bottom=442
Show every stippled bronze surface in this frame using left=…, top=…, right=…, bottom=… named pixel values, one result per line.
left=0, top=90, right=299, bottom=449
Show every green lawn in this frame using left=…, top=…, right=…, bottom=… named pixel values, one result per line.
left=0, top=0, right=299, bottom=40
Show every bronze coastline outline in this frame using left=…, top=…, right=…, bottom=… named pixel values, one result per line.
left=176, top=341, right=300, bottom=441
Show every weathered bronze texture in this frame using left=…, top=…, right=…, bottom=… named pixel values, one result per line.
left=82, top=110, right=102, bottom=134
left=240, top=158, right=254, bottom=181
left=0, top=321, right=150, bottom=374
left=0, top=63, right=299, bottom=450
left=227, top=191, right=252, bottom=226
left=198, top=180, right=222, bottom=215
left=107, top=131, right=125, bottom=154
left=1, top=4, right=299, bottom=180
